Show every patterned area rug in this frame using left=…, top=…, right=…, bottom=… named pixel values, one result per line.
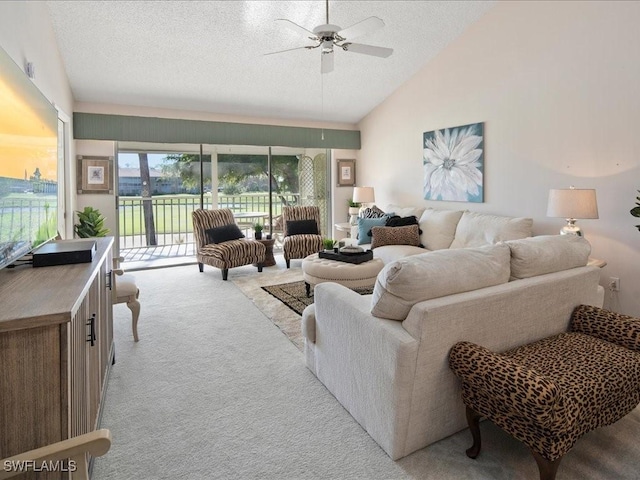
left=262, top=281, right=373, bottom=316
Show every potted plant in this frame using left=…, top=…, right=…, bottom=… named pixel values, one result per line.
left=74, top=206, right=110, bottom=238
left=631, top=190, right=640, bottom=232
left=254, top=222, right=264, bottom=240
left=348, top=199, right=361, bottom=224
left=323, top=238, right=336, bottom=252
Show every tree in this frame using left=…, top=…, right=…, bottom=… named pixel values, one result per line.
left=161, top=153, right=299, bottom=195
left=138, top=153, right=157, bottom=246
left=161, top=154, right=211, bottom=193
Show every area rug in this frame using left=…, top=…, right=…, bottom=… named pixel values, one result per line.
left=261, top=281, right=373, bottom=316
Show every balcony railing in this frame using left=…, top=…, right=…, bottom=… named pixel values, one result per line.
left=118, top=193, right=298, bottom=254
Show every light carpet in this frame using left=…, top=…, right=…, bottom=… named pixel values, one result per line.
left=94, top=260, right=640, bottom=479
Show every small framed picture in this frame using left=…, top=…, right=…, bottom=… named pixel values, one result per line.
left=337, top=159, right=356, bottom=187
left=77, top=155, right=114, bottom=194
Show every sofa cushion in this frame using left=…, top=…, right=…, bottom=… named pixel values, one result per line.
left=418, top=208, right=463, bottom=251
left=370, top=224, right=421, bottom=249
left=506, top=235, right=591, bottom=280
left=386, top=204, right=426, bottom=220
left=371, top=243, right=511, bottom=321
left=357, top=216, right=388, bottom=245
left=449, top=211, right=533, bottom=249
left=205, top=224, right=244, bottom=244
left=373, top=245, right=428, bottom=264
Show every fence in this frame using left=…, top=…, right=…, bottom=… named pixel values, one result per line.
left=0, top=195, right=57, bottom=246
left=118, top=193, right=298, bottom=250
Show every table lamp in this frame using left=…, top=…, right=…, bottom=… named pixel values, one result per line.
left=546, top=186, right=598, bottom=236
left=352, top=186, right=375, bottom=217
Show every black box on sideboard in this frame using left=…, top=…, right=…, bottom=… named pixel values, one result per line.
left=32, top=239, right=97, bottom=267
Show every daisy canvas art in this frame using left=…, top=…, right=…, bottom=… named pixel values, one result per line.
left=423, top=122, right=484, bottom=202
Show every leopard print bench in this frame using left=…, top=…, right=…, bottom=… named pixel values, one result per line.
left=448, top=305, right=640, bottom=480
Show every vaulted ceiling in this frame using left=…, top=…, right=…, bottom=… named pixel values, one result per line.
left=46, top=1, right=495, bottom=124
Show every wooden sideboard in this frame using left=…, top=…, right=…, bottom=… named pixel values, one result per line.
left=0, top=237, right=114, bottom=479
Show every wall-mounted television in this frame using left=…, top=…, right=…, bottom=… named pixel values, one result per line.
left=0, top=46, right=58, bottom=271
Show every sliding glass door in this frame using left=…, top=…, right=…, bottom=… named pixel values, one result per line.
left=116, top=142, right=330, bottom=267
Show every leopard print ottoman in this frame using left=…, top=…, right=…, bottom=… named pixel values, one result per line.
left=448, top=305, right=640, bottom=480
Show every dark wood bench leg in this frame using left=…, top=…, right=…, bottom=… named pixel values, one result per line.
left=532, top=450, right=562, bottom=480
left=465, top=406, right=482, bottom=459
left=305, top=282, right=311, bottom=297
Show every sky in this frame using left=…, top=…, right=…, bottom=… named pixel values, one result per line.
left=117, top=153, right=166, bottom=169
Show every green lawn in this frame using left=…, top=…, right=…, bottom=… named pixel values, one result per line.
left=118, top=194, right=290, bottom=236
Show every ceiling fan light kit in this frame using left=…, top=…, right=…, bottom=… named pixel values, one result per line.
left=267, top=0, right=393, bottom=73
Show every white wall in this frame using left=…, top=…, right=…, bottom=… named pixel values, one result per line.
left=331, top=149, right=359, bottom=240
left=0, top=1, right=76, bottom=237
left=357, top=1, right=640, bottom=316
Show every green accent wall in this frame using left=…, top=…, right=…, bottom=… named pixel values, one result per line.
left=73, top=113, right=360, bottom=149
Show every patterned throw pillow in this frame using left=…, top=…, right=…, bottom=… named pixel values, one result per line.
left=370, top=224, right=421, bottom=249
left=286, top=219, right=318, bottom=236
left=205, top=224, right=244, bottom=244
left=360, top=205, right=386, bottom=218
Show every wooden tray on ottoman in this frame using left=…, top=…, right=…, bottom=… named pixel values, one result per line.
left=318, top=250, right=373, bottom=264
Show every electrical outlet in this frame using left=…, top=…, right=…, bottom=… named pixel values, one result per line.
left=609, top=277, right=620, bottom=292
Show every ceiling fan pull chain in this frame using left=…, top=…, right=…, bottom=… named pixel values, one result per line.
left=321, top=72, right=325, bottom=141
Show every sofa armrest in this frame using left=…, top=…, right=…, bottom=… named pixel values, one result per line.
left=570, top=305, right=640, bottom=352
left=449, top=341, right=560, bottom=428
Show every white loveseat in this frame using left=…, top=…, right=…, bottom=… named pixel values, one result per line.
left=301, top=234, right=602, bottom=460
left=353, top=206, right=534, bottom=265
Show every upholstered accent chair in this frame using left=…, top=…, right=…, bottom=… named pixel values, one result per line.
left=192, top=208, right=266, bottom=280
left=282, top=205, right=323, bottom=268
left=449, top=305, right=640, bottom=480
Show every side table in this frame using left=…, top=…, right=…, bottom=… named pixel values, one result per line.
left=335, top=222, right=355, bottom=239
left=254, top=238, right=276, bottom=267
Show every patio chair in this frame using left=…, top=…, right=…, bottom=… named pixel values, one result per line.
left=282, top=205, right=323, bottom=268
left=192, top=208, right=266, bottom=280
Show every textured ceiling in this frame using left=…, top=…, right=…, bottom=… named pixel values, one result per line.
left=46, top=1, right=495, bottom=124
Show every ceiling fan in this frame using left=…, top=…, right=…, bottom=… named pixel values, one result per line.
left=265, top=0, right=393, bottom=74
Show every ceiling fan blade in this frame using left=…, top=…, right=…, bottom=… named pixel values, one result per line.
left=342, top=42, right=393, bottom=58
left=276, top=19, right=318, bottom=40
left=337, top=16, right=385, bottom=41
left=321, top=51, right=334, bottom=74
left=264, top=45, right=318, bottom=56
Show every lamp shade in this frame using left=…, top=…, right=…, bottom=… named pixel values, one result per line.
left=547, top=188, right=599, bottom=219
left=352, top=186, right=375, bottom=204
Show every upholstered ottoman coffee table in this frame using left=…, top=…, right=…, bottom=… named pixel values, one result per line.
left=301, top=253, right=384, bottom=297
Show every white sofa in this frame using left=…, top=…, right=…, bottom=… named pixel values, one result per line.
left=301, top=234, right=602, bottom=460
left=353, top=205, right=534, bottom=264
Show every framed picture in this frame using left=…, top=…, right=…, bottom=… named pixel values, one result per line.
left=422, top=122, right=484, bottom=202
left=77, top=155, right=114, bottom=194
left=337, top=159, right=356, bottom=187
